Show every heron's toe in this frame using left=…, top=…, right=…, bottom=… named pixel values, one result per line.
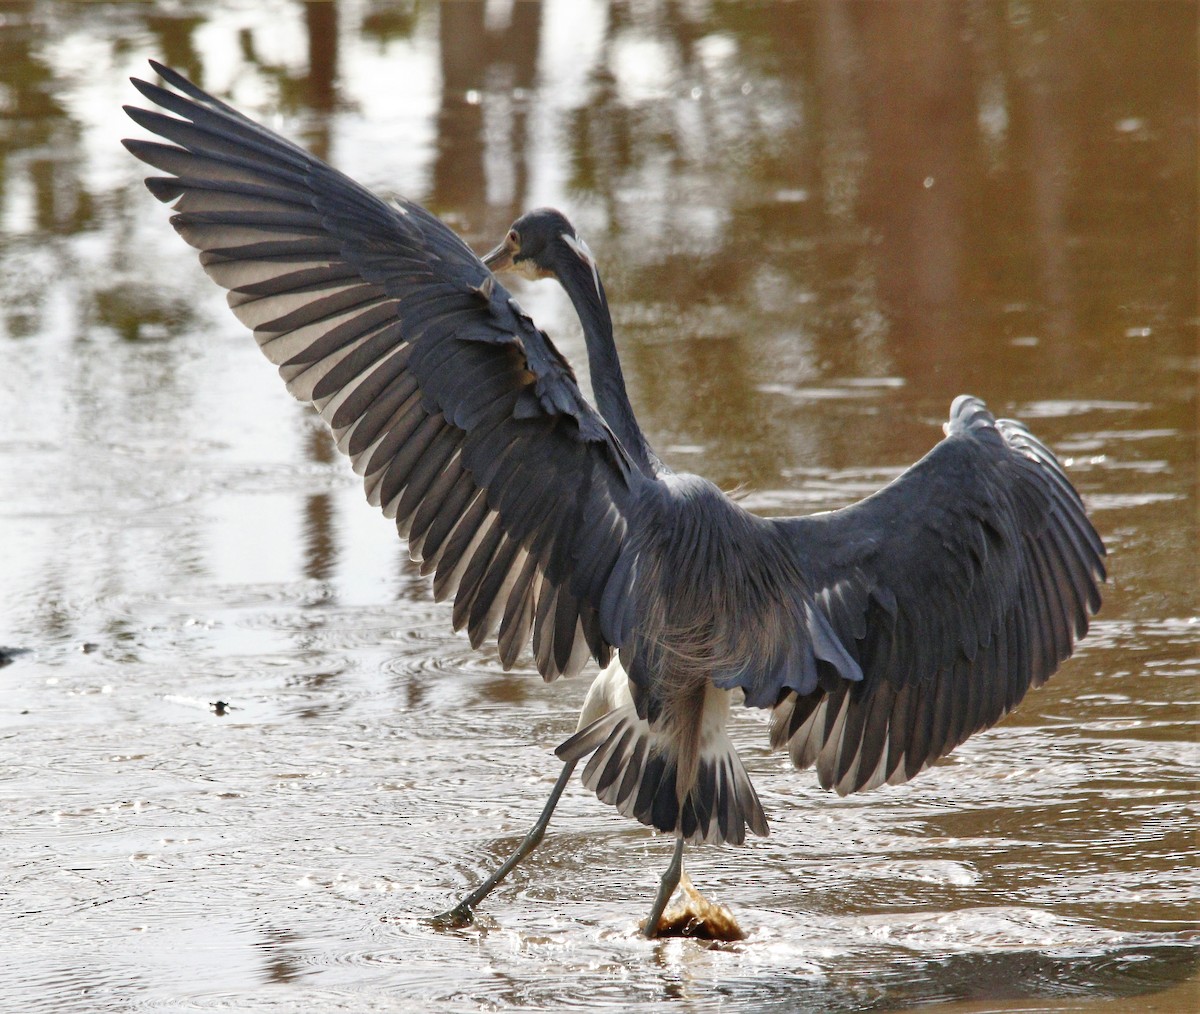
left=428, top=902, right=477, bottom=931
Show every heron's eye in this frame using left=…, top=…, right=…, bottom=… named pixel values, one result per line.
left=508, top=229, right=519, bottom=246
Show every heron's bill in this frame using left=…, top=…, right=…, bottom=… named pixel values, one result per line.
left=483, top=238, right=516, bottom=273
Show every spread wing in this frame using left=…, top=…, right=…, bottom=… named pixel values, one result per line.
left=761, top=396, right=1105, bottom=794
left=122, top=61, right=644, bottom=679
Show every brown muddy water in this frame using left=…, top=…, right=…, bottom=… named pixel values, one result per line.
left=1, top=2, right=1196, bottom=1011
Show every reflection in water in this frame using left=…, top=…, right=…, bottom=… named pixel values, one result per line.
left=303, top=428, right=337, bottom=585
left=255, top=925, right=306, bottom=986
left=304, top=0, right=338, bottom=113
left=0, top=1, right=1195, bottom=1011
left=434, top=0, right=542, bottom=222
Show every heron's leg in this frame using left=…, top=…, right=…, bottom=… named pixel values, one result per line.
left=431, top=758, right=577, bottom=928
left=642, top=835, right=685, bottom=938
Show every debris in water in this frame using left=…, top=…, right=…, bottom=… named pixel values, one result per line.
left=0, top=646, right=32, bottom=667
left=650, top=871, right=745, bottom=941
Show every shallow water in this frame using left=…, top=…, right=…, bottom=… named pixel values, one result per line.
left=1, top=2, right=1196, bottom=1011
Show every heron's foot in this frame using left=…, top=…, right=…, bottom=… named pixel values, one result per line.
left=646, top=871, right=745, bottom=942
left=428, top=901, right=476, bottom=930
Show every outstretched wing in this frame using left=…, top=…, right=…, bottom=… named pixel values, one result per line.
left=764, top=396, right=1105, bottom=794
left=123, top=61, right=643, bottom=679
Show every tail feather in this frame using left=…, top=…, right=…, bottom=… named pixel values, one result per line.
left=558, top=693, right=768, bottom=845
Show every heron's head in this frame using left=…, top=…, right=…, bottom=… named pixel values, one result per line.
left=483, top=208, right=600, bottom=296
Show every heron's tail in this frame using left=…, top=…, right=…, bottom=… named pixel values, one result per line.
left=556, top=663, right=767, bottom=846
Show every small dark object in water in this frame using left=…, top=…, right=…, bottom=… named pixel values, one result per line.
left=0, top=646, right=31, bottom=668
left=210, top=701, right=234, bottom=716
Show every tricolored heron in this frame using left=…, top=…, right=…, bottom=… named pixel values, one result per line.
left=123, top=62, right=1105, bottom=938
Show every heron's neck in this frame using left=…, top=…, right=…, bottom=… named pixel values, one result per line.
left=557, top=259, right=657, bottom=475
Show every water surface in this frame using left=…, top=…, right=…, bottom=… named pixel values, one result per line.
left=1, top=2, right=1196, bottom=1011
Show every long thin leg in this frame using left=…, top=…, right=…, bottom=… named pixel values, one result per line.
left=642, top=835, right=685, bottom=938
left=431, top=759, right=577, bottom=928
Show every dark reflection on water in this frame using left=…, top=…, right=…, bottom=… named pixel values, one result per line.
left=0, top=1, right=1195, bottom=1011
